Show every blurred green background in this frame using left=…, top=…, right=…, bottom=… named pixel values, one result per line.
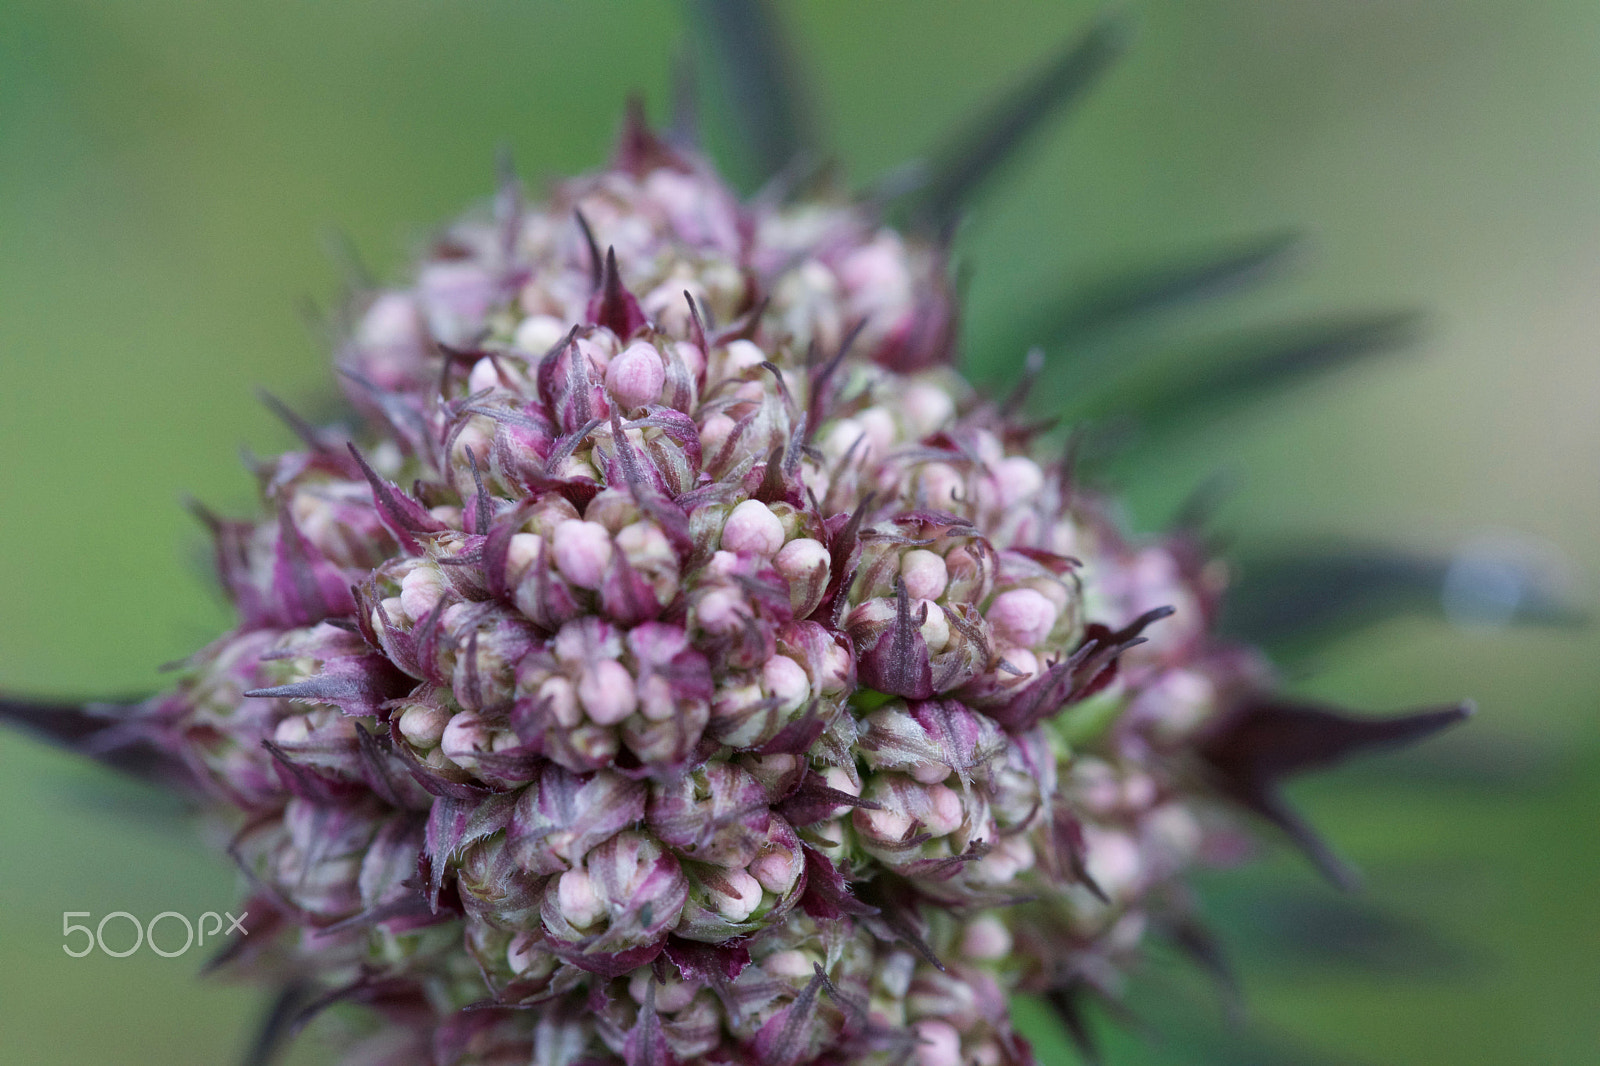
left=1, top=1, right=1596, bottom=1063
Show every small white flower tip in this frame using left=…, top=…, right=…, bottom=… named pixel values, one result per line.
left=578, top=660, right=638, bottom=726
left=988, top=587, right=1059, bottom=647
left=761, top=654, right=811, bottom=712
left=721, top=499, right=786, bottom=558
left=959, top=914, right=1013, bottom=960
left=440, top=712, right=489, bottom=762
left=556, top=868, right=606, bottom=929
left=710, top=868, right=765, bottom=922
left=513, top=313, right=567, bottom=355
left=899, top=549, right=949, bottom=602
left=605, top=342, right=666, bottom=409
left=397, top=703, right=451, bottom=748
left=749, top=846, right=802, bottom=894
left=552, top=519, right=613, bottom=590
left=913, top=1019, right=964, bottom=1066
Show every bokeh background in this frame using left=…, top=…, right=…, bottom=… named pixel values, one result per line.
left=1, top=1, right=1597, bottom=1063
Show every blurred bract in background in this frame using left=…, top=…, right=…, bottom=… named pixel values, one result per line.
left=0, top=2, right=1596, bottom=1064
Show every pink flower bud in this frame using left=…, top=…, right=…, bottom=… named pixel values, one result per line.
left=399, top=564, right=446, bottom=622
left=506, top=931, right=541, bottom=975
left=556, top=867, right=606, bottom=929
left=900, top=549, right=948, bottom=602
left=552, top=520, right=613, bottom=590
left=749, top=844, right=802, bottom=895
left=397, top=702, right=451, bottom=748
left=605, top=342, right=666, bottom=409
left=579, top=660, right=637, bottom=725
left=774, top=537, right=831, bottom=614
left=441, top=711, right=491, bottom=764
left=707, top=868, right=765, bottom=922
left=913, top=1019, right=964, bottom=1066
left=959, top=914, right=1013, bottom=960
left=513, top=313, right=566, bottom=354
left=761, top=654, right=811, bottom=713
left=539, top=676, right=583, bottom=728
left=987, top=587, right=1058, bottom=647
left=721, top=500, right=786, bottom=558
left=902, top=380, right=956, bottom=437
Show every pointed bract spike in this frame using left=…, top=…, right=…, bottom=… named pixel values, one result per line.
left=1045, top=982, right=1103, bottom=1066
left=1092, top=311, right=1421, bottom=428
left=0, top=696, right=190, bottom=787
left=588, top=247, right=650, bottom=337
left=347, top=443, right=448, bottom=553
left=240, top=981, right=317, bottom=1066
left=1012, top=231, right=1302, bottom=358
left=575, top=210, right=604, bottom=291
left=911, top=13, right=1131, bottom=228
left=691, top=0, right=816, bottom=185
left=1199, top=699, right=1473, bottom=888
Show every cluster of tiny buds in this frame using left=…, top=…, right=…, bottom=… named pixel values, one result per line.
left=131, top=118, right=1298, bottom=1066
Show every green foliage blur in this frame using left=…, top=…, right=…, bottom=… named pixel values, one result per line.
left=1, top=2, right=1595, bottom=1063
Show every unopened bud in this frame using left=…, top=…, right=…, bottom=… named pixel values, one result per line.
left=900, top=549, right=948, bottom=602
left=553, top=520, right=613, bottom=590
left=721, top=500, right=786, bottom=558
left=397, top=702, right=451, bottom=748
left=605, top=342, right=666, bottom=409
left=579, top=660, right=638, bottom=725
left=987, top=588, right=1057, bottom=647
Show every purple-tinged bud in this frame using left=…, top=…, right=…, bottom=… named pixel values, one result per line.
left=721, top=499, right=786, bottom=558
left=774, top=536, right=831, bottom=615
left=901, top=549, right=949, bottom=602
left=987, top=587, right=1058, bottom=648
left=539, top=830, right=687, bottom=976
left=605, top=341, right=667, bottom=409
left=578, top=660, right=637, bottom=725
left=552, top=519, right=613, bottom=590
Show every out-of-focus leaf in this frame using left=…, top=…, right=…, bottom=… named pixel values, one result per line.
left=1222, top=541, right=1587, bottom=656
left=0, top=696, right=186, bottom=787
left=1198, top=699, right=1473, bottom=889
left=907, top=13, right=1131, bottom=230
left=690, top=0, right=816, bottom=185
left=241, top=982, right=317, bottom=1066
left=995, top=231, right=1302, bottom=361
left=1076, top=311, right=1419, bottom=427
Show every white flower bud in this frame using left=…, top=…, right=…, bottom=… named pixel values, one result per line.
left=774, top=537, right=831, bottom=612
left=399, top=565, right=446, bottom=622
left=556, top=867, right=606, bottom=929
left=902, top=380, right=956, bottom=437
left=900, top=549, right=948, bottom=601
left=272, top=715, right=311, bottom=745
left=913, top=1019, right=963, bottom=1066
left=721, top=500, right=786, bottom=558
left=397, top=703, right=451, bottom=748
left=761, top=654, right=811, bottom=713
left=468, top=355, right=502, bottom=395
left=723, top=339, right=767, bottom=373
left=959, top=914, right=1013, bottom=960
left=605, top=342, right=666, bottom=409
left=988, top=588, right=1058, bottom=647
left=552, top=520, right=612, bottom=590
left=708, top=868, right=765, bottom=922
left=917, top=600, right=950, bottom=655
left=922, top=783, right=966, bottom=836
left=749, top=845, right=802, bottom=895
left=506, top=930, right=541, bottom=974
left=513, top=313, right=566, bottom=354
left=579, top=660, right=638, bottom=725
left=441, top=712, right=490, bottom=763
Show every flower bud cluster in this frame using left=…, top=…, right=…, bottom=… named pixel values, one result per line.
left=139, top=118, right=1307, bottom=1065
